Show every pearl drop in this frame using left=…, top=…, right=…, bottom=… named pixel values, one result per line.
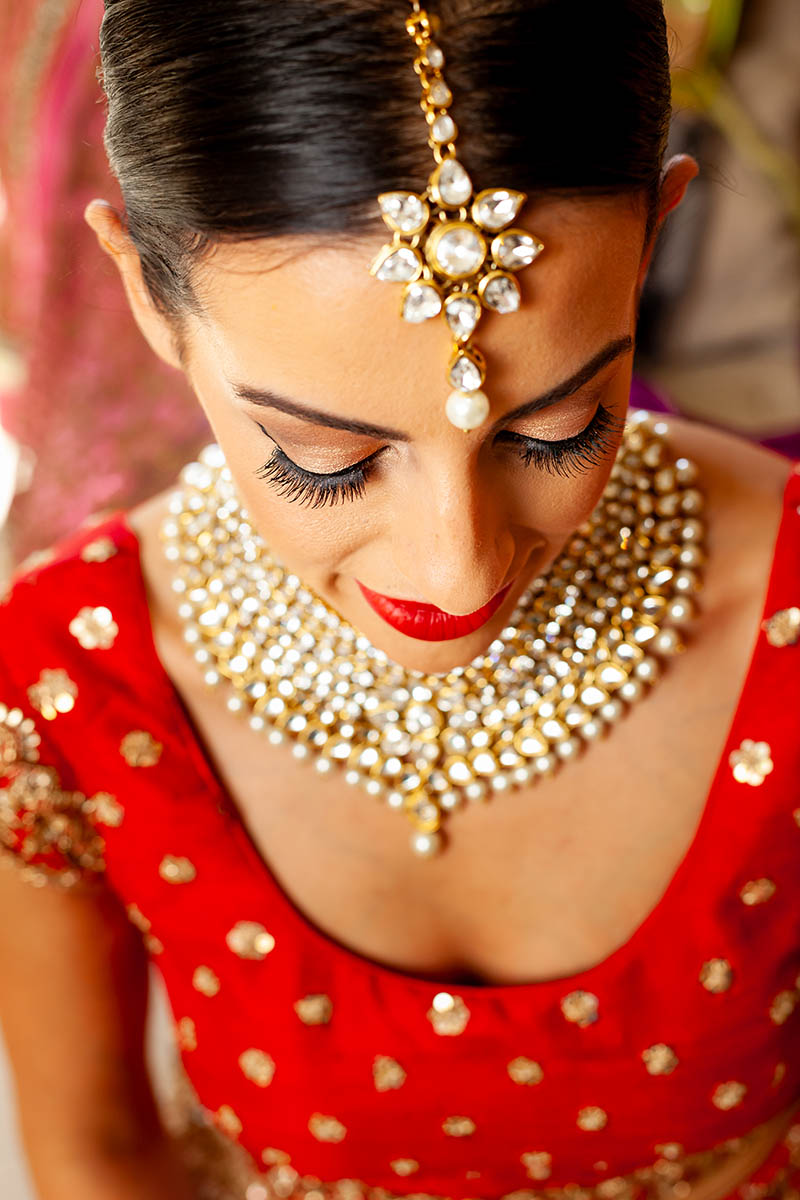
left=291, top=743, right=308, bottom=759
left=445, top=389, right=490, bottom=431
left=411, top=830, right=442, bottom=857
left=365, top=779, right=383, bottom=797
left=314, top=758, right=332, bottom=773
left=267, top=729, right=284, bottom=745
left=386, top=791, right=404, bottom=809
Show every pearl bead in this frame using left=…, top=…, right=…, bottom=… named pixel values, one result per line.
left=291, top=742, right=308, bottom=759
left=445, top=389, right=490, bottom=431
left=651, top=628, right=682, bottom=656
left=634, top=655, right=660, bottom=683
left=619, top=678, right=643, bottom=703
left=411, top=830, right=442, bottom=857
left=600, top=699, right=623, bottom=723
left=314, top=757, right=332, bottom=773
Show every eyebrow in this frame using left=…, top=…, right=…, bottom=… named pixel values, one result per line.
left=231, top=334, right=634, bottom=441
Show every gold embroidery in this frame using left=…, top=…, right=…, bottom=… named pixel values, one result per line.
left=294, top=994, right=333, bottom=1025
left=739, top=878, right=777, bottom=906
left=521, top=1152, right=552, bottom=1181
left=561, top=990, right=599, bottom=1026
left=390, top=1160, right=419, bottom=1176
left=215, top=1105, right=243, bottom=1138
left=192, top=965, right=220, bottom=996
left=120, top=730, right=163, bottom=767
left=711, top=1081, right=747, bottom=1110
left=772, top=1062, right=787, bottom=1087
left=69, top=605, right=119, bottom=650
left=373, top=1055, right=406, bottom=1091
left=762, top=607, right=800, bottom=647
left=261, top=1148, right=291, bottom=1166
left=308, top=1113, right=347, bottom=1143
left=27, top=669, right=77, bottom=720
left=176, top=1017, right=197, bottom=1052
left=641, top=1044, right=679, bottom=1075
left=86, top=792, right=124, bottom=827
left=508, top=1056, right=544, bottom=1085
left=0, top=703, right=40, bottom=772
left=770, top=990, right=798, bottom=1025
left=226, top=920, right=275, bottom=959
left=577, top=1106, right=608, bottom=1131
left=159, top=854, right=197, bottom=884
left=426, top=991, right=470, bottom=1035
left=126, top=903, right=151, bottom=932
left=699, top=958, right=733, bottom=992
left=729, top=739, right=773, bottom=786
left=80, top=537, right=118, bottom=563
left=442, top=1115, right=475, bottom=1137
left=238, top=1048, right=276, bottom=1087
left=145, top=933, right=164, bottom=955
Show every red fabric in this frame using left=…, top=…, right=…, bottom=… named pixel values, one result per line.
left=2, top=465, right=800, bottom=1197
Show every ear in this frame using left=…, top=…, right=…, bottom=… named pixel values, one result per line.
left=84, top=199, right=185, bottom=371
left=638, top=153, right=700, bottom=279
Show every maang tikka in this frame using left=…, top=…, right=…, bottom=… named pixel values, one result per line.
left=368, top=0, right=544, bottom=432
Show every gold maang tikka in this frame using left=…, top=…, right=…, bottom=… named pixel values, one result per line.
left=368, top=0, right=544, bottom=433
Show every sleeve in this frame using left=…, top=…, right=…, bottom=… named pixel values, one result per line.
left=0, top=594, right=108, bottom=892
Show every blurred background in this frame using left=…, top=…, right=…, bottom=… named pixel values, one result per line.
left=0, top=1, right=798, bottom=1196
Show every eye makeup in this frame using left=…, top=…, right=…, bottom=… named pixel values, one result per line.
left=253, top=402, right=623, bottom=509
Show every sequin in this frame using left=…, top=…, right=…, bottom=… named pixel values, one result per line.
left=226, top=920, right=275, bottom=959
left=641, top=1044, right=679, bottom=1075
left=739, top=878, right=777, bottom=905
left=442, top=1115, right=476, bottom=1137
left=193, top=965, right=221, bottom=996
left=561, top=990, right=599, bottom=1026
left=0, top=702, right=40, bottom=773
left=699, top=958, right=733, bottom=992
left=159, top=854, right=197, bottom=884
left=294, top=994, right=333, bottom=1025
left=521, top=1151, right=552, bottom=1181
left=769, top=990, right=798, bottom=1025
left=239, top=1048, right=276, bottom=1087
left=26, top=669, right=77, bottom=720
left=729, top=739, right=774, bottom=786
left=86, top=792, right=124, bottom=827
left=577, top=1107, right=608, bottom=1131
left=215, top=1105, right=243, bottom=1138
left=762, top=607, right=800, bottom=647
left=427, top=991, right=470, bottom=1035
left=373, top=1055, right=407, bottom=1090
left=80, top=537, right=118, bottom=563
left=261, top=1148, right=292, bottom=1166
left=120, top=730, right=163, bottom=767
left=308, top=1113, right=347, bottom=1143
left=69, top=605, right=119, bottom=650
left=711, top=1081, right=747, bottom=1110
left=507, top=1056, right=544, bottom=1085
left=390, top=1160, right=420, bottom=1176
left=177, top=1017, right=197, bottom=1051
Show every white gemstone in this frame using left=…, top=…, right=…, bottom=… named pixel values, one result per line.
left=411, top=830, right=442, bottom=857
left=374, top=246, right=422, bottom=282
left=492, top=231, right=543, bottom=270
left=379, top=192, right=428, bottom=233
left=482, top=273, right=521, bottom=314
left=432, top=114, right=456, bottom=144
left=428, top=80, right=452, bottom=106
left=473, top=189, right=524, bottom=232
left=444, top=293, right=481, bottom=339
left=426, top=44, right=444, bottom=69
left=402, top=282, right=442, bottom=323
left=449, top=355, right=483, bottom=392
left=434, top=158, right=473, bottom=207
left=445, top=390, right=490, bottom=431
left=432, top=227, right=485, bottom=277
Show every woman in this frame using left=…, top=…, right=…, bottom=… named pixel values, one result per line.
left=1, top=2, right=799, bottom=1199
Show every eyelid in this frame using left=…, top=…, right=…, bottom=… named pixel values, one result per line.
left=257, top=423, right=384, bottom=477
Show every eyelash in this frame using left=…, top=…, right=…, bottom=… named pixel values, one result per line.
left=254, top=403, right=623, bottom=508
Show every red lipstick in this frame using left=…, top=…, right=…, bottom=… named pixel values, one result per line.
left=357, top=580, right=514, bottom=642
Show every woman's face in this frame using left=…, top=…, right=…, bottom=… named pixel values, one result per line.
left=175, top=195, right=651, bottom=674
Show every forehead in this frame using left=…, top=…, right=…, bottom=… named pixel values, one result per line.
left=190, top=195, right=645, bottom=417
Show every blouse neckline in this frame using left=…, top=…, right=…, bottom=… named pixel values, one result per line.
left=113, top=462, right=799, bottom=997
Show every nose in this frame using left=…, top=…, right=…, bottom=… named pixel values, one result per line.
left=389, top=460, right=517, bottom=616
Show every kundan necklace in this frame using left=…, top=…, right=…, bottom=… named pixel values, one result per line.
left=160, top=410, right=706, bottom=858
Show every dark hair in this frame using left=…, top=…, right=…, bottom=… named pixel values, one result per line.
left=99, top=0, right=672, bottom=316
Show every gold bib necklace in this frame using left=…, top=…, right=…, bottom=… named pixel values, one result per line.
left=160, top=411, right=705, bottom=857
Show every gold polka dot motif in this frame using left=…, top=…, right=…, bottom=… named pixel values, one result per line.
left=0, top=703, right=40, bottom=772
left=119, top=730, right=163, bottom=767
left=159, top=854, right=197, bottom=884
left=226, top=920, right=275, bottom=959
left=176, top=1017, right=197, bottom=1051
left=192, top=965, right=220, bottom=996
left=261, top=1147, right=292, bottom=1166
left=769, top=990, right=798, bottom=1025
left=442, top=1115, right=476, bottom=1137
left=426, top=991, right=470, bottom=1035
left=641, top=1044, right=679, bottom=1075
left=739, top=878, right=777, bottom=906
left=80, top=536, right=118, bottom=563
left=215, top=1105, right=243, bottom=1138
left=577, top=1106, right=608, bottom=1131
left=372, top=1055, right=407, bottom=1090
left=507, top=1056, right=544, bottom=1085
left=294, top=994, right=333, bottom=1025
left=729, top=739, right=774, bottom=786
left=762, top=607, right=800, bottom=647
left=238, top=1048, right=276, bottom=1087
left=68, top=605, right=119, bottom=650
left=26, top=669, right=77, bottom=721
left=521, top=1151, right=552, bottom=1181
left=561, top=990, right=599, bottom=1027
left=126, top=903, right=151, bottom=932
left=699, top=958, right=733, bottom=992
left=85, top=791, right=124, bottom=827
left=390, top=1159, right=419, bottom=1177
left=711, top=1081, right=747, bottom=1110
left=308, top=1113, right=347, bottom=1143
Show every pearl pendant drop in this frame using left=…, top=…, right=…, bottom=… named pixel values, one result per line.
left=445, top=389, right=490, bottom=431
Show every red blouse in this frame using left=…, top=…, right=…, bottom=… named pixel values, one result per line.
left=3, top=460, right=800, bottom=1200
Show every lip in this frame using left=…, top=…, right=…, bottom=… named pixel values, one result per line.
left=357, top=579, right=515, bottom=642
